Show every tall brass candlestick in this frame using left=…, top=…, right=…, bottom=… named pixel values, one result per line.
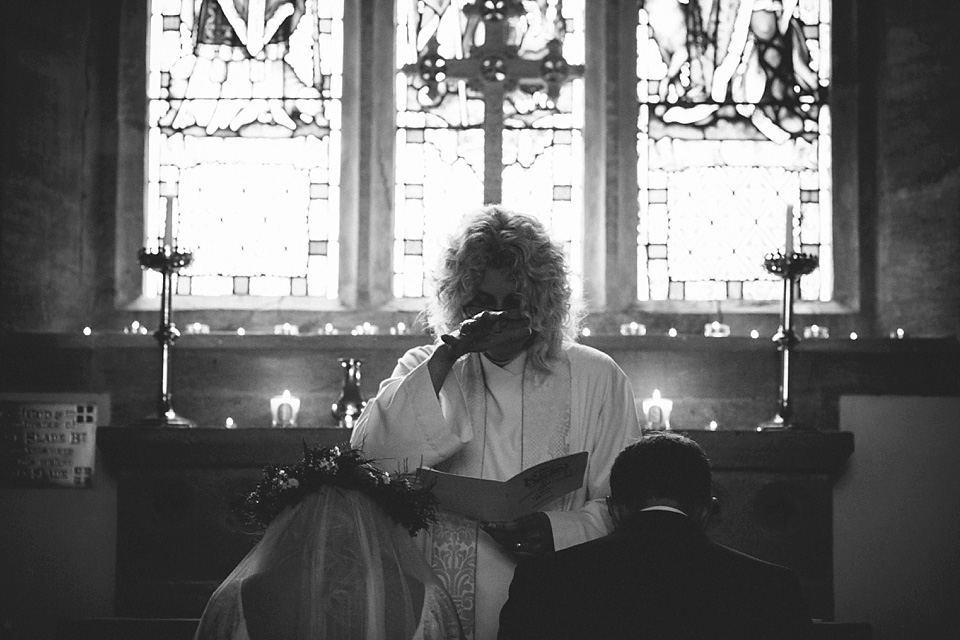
left=137, top=245, right=197, bottom=428
left=758, top=250, right=818, bottom=431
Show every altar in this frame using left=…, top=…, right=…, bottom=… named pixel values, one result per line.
left=97, top=426, right=853, bottom=621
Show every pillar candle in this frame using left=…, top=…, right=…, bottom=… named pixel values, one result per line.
left=270, top=389, right=301, bottom=428
left=164, top=197, right=174, bottom=248
left=642, top=389, right=673, bottom=431
left=785, top=203, right=794, bottom=255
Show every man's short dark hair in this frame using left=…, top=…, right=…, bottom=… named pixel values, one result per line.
left=610, top=431, right=712, bottom=514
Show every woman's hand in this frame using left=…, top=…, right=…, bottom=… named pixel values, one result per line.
left=440, top=310, right=532, bottom=359
left=481, top=512, right=555, bottom=557
left=430, top=310, right=532, bottom=396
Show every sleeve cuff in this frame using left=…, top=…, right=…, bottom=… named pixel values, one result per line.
left=544, top=500, right=613, bottom=551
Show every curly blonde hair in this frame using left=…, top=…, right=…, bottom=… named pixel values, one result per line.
left=423, top=205, right=582, bottom=375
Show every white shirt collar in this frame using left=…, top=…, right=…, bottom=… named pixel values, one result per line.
left=639, top=505, right=688, bottom=517
left=482, top=350, right=526, bottom=375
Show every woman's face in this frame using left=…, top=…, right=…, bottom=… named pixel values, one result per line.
left=464, top=267, right=532, bottom=363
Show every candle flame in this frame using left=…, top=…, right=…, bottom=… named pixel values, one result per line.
left=282, top=389, right=291, bottom=399
left=652, top=389, right=661, bottom=401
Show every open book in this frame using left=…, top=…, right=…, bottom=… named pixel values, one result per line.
left=416, top=451, right=588, bottom=522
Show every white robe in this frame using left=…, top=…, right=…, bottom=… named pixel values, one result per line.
left=350, top=341, right=642, bottom=640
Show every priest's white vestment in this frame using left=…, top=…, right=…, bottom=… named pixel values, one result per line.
left=351, top=341, right=642, bottom=640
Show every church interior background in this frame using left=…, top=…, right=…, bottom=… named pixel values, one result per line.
left=1, top=1, right=958, bottom=639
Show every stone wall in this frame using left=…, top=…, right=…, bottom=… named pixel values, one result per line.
left=2, top=333, right=957, bottom=432
left=875, top=1, right=960, bottom=334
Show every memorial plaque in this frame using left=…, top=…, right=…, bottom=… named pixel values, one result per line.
left=0, top=393, right=108, bottom=487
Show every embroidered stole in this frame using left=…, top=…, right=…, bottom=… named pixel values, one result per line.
left=428, top=351, right=572, bottom=640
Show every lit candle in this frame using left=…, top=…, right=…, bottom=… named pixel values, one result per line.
left=270, top=390, right=301, bottom=428
left=803, top=324, right=830, bottom=339
left=704, top=321, right=730, bottom=337
left=185, top=322, right=210, bottom=335
left=642, top=389, right=673, bottom=431
left=274, top=322, right=299, bottom=335
left=785, top=204, right=794, bottom=255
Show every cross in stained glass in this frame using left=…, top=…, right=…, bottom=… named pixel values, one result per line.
left=401, top=0, right=584, bottom=205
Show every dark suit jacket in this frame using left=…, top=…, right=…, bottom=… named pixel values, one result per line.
left=498, top=510, right=812, bottom=640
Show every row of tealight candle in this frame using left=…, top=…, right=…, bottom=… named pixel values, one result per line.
left=92, top=324, right=913, bottom=340
left=109, top=320, right=910, bottom=340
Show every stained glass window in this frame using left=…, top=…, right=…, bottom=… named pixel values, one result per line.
left=145, top=0, right=343, bottom=299
left=395, top=0, right=585, bottom=298
left=636, top=0, right=832, bottom=302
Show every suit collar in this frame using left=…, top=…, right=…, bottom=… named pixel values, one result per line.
left=614, top=509, right=707, bottom=546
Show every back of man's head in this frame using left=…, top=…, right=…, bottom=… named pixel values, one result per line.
left=610, top=432, right=712, bottom=518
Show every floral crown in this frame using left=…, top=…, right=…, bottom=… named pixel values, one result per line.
left=241, top=442, right=438, bottom=536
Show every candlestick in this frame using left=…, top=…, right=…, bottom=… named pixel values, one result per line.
left=271, top=390, right=301, bottom=428
left=758, top=249, right=818, bottom=431
left=332, top=359, right=366, bottom=428
left=137, top=244, right=197, bottom=428
left=642, top=389, right=673, bottom=431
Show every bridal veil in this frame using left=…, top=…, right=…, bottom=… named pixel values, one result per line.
left=195, top=487, right=464, bottom=640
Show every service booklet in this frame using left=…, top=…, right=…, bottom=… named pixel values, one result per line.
left=416, top=451, right=588, bottom=522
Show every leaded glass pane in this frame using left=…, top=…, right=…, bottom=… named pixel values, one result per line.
left=637, top=0, right=832, bottom=302
left=396, top=0, right=585, bottom=298
left=502, top=115, right=584, bottom=297
left=145, top=0, right=342, bottom=299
